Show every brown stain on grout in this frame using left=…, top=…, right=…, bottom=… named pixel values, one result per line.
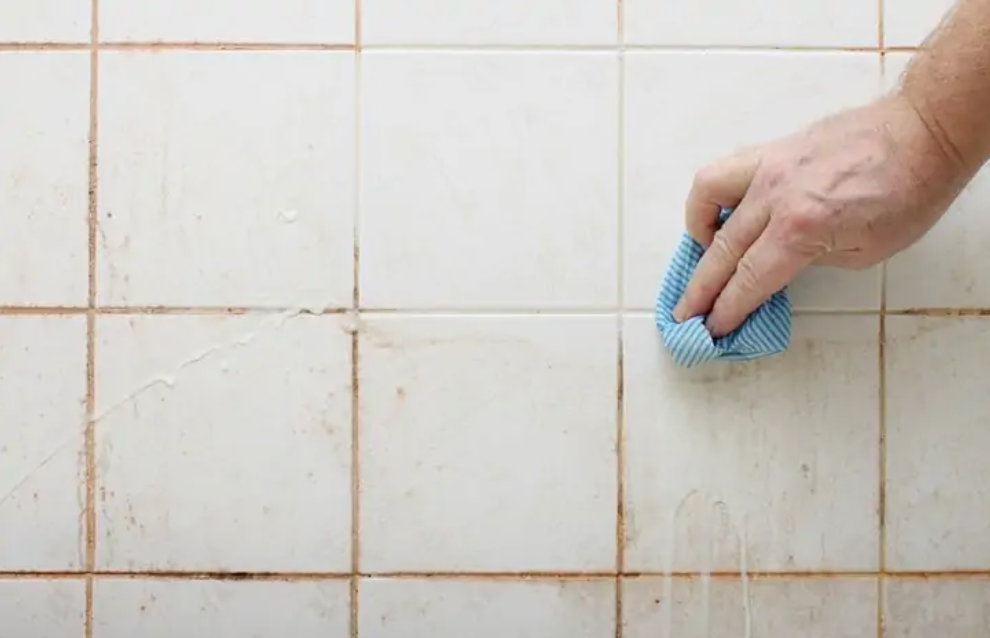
left=0, top=42, right=924, bottom=53
left=614, top=339, right=625, bottom=638
left=83, top=0, right=99, bottom=636
left=349, top=330, right=360, bottom=638
left=878, top=0, right=885, bottom=50
left=891, top=308, right=990, bottom=317
left=0, top=306, right=88, bottom=315
left=97, top=306, right=349, bottom=315
left=4, top=569, right=990, bottom=581
left=0, top=42, right=89, bottom=50
left=877, top=260, right=888, bottom=638
left=5, top=306, right=990, bottom=318
left=350, top=2, right=362, bottom=636
left=101, top=42, right=355, bottom=51
left=6, top=306, right=990, bottom=317
left=615, top=4, right=625, bottom=634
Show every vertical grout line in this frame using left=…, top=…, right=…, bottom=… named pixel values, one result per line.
left=878, top=0, right=885, bottom=51
left=877, top=54, right=889, bottom=633
left=614, top=2, right=626, bottom=638
left=350, top=1, right=362, bottom=636
left=875, top=48, right=888, bottom=638
left=84, top=0, right=100, bottom=636
left=877, top=265, right=888, bottom=638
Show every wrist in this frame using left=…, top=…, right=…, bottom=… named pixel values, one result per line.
left=896, top=86, right=972, bottom=170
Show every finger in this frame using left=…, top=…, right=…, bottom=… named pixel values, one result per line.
left=685, top=148, right=761, bottom=248
left=673, top=196, right=770, bottom=322
left=704, top=223, right=822, bottom=337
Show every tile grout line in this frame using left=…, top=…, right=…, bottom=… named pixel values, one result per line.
left=877, top=63, right=889, bottom=638
left=349, top=2, right=362, bottom=636
left=5, top=306, right=990, bottom=316
left=83, top=0, right=100, bottom=635
left=6, top=569, right=990, bottom=580
left=0, top=42, right=924, bottom=53
left=614, top=1, right=626, bottom=637
left=878, top=0, right=886, bottom=52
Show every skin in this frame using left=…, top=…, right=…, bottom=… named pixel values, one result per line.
left=672, top=0, right=990, bottom=338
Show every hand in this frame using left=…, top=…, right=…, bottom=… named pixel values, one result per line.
left=672, top=93, right=970, bottom=337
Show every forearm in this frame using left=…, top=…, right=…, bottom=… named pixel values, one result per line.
left=900, top=0, right=990, bottom=174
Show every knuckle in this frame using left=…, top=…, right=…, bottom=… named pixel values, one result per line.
left=710, top=230, right=743, bottom=262
left=732, top=255, right=763, bottom=294
left=691, top=165, right=720, bottom=190
left=776, top=203, right=831, bottom=245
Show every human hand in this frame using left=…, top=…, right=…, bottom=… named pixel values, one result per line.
left=672, top=93, right=970, bottom=337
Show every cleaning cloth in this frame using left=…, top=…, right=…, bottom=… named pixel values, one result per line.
left=655, top=208, right=792, bottom=367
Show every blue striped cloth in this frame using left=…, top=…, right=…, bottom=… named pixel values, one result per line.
left=655, top=208, right=792, bottom=367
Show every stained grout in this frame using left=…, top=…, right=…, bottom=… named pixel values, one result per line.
left=7, top=306, right=990, bottom=316
left=878, top=49, right=889, bottom=638
left=0, top=6, right=953, bottom=610
left=349, top=3, right=363, bottom=637
left=82, top=0, right=100, bottom=635
left=0, top=42, right=923, bottom=53
left=4, top=570, right=990, bottom=580
left=614, top=3, right=626, bottom=636
left=101, top=42, right=354, bottom=51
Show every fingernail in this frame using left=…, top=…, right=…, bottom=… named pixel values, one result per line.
left=704, top=317, right=722, bottom=337
left=673, top=301, right=688, bottom=322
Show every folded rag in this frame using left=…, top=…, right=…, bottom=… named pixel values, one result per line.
left=655, top=208, right=792, bottom=368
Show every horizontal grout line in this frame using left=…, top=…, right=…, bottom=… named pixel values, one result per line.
left=0, top=42, right=921, bottom=54
left=2, top=570, right=989, bottom=581
left=888, top=308, right=990, bottom=317
left=1, top=306, right=989, bottom=317
left=0, top=42, right=89, bottom=50
left=98, top=305, right=346, bottom=315
left=0, top=306, right=90, bottom=315
left=102, top=42, right=355, bottom=51
left=0, top=42, right=354, bottom=51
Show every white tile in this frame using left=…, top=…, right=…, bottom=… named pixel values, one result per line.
left=0, top=0, right=89, bottom=42
left=0, top=53, right=89, bottom=306
left=360, top=53, right=618, bottom=310
left=360, top=579, right=614, bottom=637
left=95, top=314, right=352, bottom=571
left=0, top=317, right=86, bottom=570
left=624, top=52, right=882, bottom=312
left=623, top=315, right=879, bottom=572
left=884, top=0, right=955, bottom=47
left=885, top=317, right=990, bottom=570
left=884, top=53, right=990, bottom=309
left=0, top=580, right=86, bottom=636
left=359, top=316, right=617, bottom=571
left=885, top=578, right=990, bottom=637
left=98, top=52, right=355, bottom=308
left=100, top=0, right=354, bottom=44
left=362, top=0, right=617, bottom=45
left=623, top=577, right=877, bottom=637
left=624, top=0, right=877, bottom=46
left=94, top=579, right=350, bottom=638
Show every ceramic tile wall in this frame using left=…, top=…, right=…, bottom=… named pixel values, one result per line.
left=2, top=0, right=988, bottom=636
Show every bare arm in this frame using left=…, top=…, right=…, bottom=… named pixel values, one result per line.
left=673, top=0, right=990, bottom=337
left=902, top=0, right=990, bottom=174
